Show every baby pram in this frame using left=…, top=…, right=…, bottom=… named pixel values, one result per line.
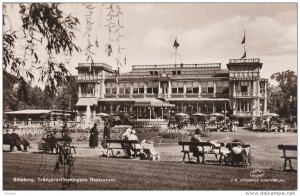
left=140, top=136, right=162, bottom=161
left=222, top=141, right=253, bottom=167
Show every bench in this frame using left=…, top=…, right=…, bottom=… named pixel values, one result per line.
left=104, top=139, right=139, bottom=157
left=278, top=144, right=297, bottom=171
left=178, top=141, right=223, bottom=163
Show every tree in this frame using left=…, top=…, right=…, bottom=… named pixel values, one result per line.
left=3, top=3, right=79, bottom=92
left=268, top=70, right=297, bottom=118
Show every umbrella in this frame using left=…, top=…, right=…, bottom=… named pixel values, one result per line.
left=210, top=113, right=224, bottom=117
left=263, top=113, right=279, bottom=117
left=175, top=113, right=189, bottom=117
left=96, top=113, right=109, bottom=117
left=192, top=113, right=206, bottom=117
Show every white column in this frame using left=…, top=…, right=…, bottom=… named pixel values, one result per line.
left=198, top=82, right=201, bottom=98
left=158, top=81, right=162, bottom=94
left=144, top=83, right=147, bottom=98
left=264, top=98, right=267, bottom=114
left=183, top=82, right=186, bottom=94
left=168, top=81, right=172, bottom=98
left=79, top=84, right=82, bottom=97
left=130, top=83, right=133, bottom=98
left=257, top=80, right=260, bottom=96
left=116, top=83, right=119, bottom=98
left=213, top=81, right=216, bottom=95
left=101, top=80, right=105, bottom=98
left=264, top=81, right=267, bottom=98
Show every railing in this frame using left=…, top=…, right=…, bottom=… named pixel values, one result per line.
left=234, top=92, right=253, bottom=97
left=185, top=94, right=199, bottom=98
left=80, top=93, right=96, bottom=97
left=132, top=63, right=221, bottom=70
left=229, top=71, right=260, bottom=78
left=170, top=94, right=185, bottom=98
left=78, top=63, right=112, bottom=71
left=105, top=94, right=117, bottom=98
left=145, top=94, right=158, bottom=98
left=132, top=94, right=145, bottom=98
left=200, top=93, right=216, bottom=98
left=229, top=58, right=260, bottom=64
left=118, top=94, right=131, bottom=98
left=235, top=111, right=252, bottom=116
left=77, top=75, right=103, bottom=81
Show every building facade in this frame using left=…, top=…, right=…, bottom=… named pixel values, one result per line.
left=75, top=58, right=268, bottom=126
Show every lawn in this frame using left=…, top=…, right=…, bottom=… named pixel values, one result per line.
left=2, top=153, right=297, bottom=190
left=2, top=128, right=298, bottom=190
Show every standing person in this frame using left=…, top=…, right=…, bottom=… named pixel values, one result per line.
left=101, top=122, right=112, bottom=156
left=89, top=123, right=99, bottom=148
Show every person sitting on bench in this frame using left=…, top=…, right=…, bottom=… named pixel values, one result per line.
left=122, top=128, right=132, bottom=158
left=189, top=128, right=210, bottom=164
left=129, top=129, right=143, bottom=157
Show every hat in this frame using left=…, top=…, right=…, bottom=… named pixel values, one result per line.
left=195, top=128, right=201, bottom=134
left=131, top=129, right=136, bottom=134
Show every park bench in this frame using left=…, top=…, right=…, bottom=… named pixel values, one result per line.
left=104, top=139, right=139, bottom=157
left=178, top=141, right=224, bottom=163
left=278, top=144, right=297, bottom=171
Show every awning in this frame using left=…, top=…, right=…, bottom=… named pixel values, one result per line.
left=5, top=110, right=51, bottom=115
left=166, top=98, right=229, bottom=101
left=134, top=98, right=175, bottom=107
left=76, top=98, right=97, bottom=106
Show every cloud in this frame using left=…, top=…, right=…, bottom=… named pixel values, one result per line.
left=127, top=4, right=165, bottom=16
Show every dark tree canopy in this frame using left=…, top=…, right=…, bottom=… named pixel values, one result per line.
left=268, top=70, right=297, bottom=118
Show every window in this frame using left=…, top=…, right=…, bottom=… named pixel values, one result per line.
left=106, top=82, right=116, bottom=94
left=201, top=82, right=207, bottom=93
left=177, top=71, right=181, bottom=75
left=125, top=83, right=131, bottom=94
left=133, top=83, right=138, bottom=94
left=241, top=100, right=248, bottom=111
left=119, top=83, right=125, bottom=94
left=241, top=81, right=248, bottom=93
left=186, top=82, right=193, bottom=93
left=172, top=71, right=176, bottom=75
left=172, top=88, right=177, bottom=93
left=207, top=81, right=214, bottom=94
left=150, top=71, right=153, bottom=75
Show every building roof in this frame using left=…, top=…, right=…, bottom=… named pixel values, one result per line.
left=5, top=110, right=52, bottom=114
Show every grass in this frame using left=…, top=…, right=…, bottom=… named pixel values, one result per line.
left=3, top=128, right=298, bottom=190
left=3, top=153, right=297, bottom=190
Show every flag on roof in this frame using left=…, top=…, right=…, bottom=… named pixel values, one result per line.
left=173, top=38, right=180, bottom=49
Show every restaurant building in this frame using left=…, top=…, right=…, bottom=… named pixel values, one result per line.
left=75, top=58, right=268, bottom=126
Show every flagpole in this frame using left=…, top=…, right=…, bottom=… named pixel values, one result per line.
left=175, top=36, right=177, bottom=65
left=244, top=30, right=246, bottom=55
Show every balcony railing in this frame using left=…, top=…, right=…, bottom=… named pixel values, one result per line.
left=105, top=94, right=117, bottom=98
left=229, top=71, right=260, bottom=78
left=78, top=63, right=112, bottom=71
left=170, top=94, right=185, bottom=98
left=132, top=63, right=221, bottom=70
left=234, top=92, right=253, bottom=97
left=77, top=75, right=103, bottom=81
left=229, top=58, right=260, bottom=64
left=132, top=94, right=145, bottom=98
left=118, top=94, right=131, bottom=98
left=200, top=93, right=216, bottom=98
left=185, top=94, right=199, bottom=98
left=236, top=111, right=252, bottom=116
left=80, top=93, right=96, bottom=97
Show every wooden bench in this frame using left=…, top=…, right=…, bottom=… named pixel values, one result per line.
left=178, top=141, right=223, bottom=163
left=278, top=144, right=297, bottom=171
left=105, top=139, right=139, bottom=157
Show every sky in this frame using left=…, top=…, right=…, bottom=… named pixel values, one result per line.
left=3, top=2, right=297, bottom=83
